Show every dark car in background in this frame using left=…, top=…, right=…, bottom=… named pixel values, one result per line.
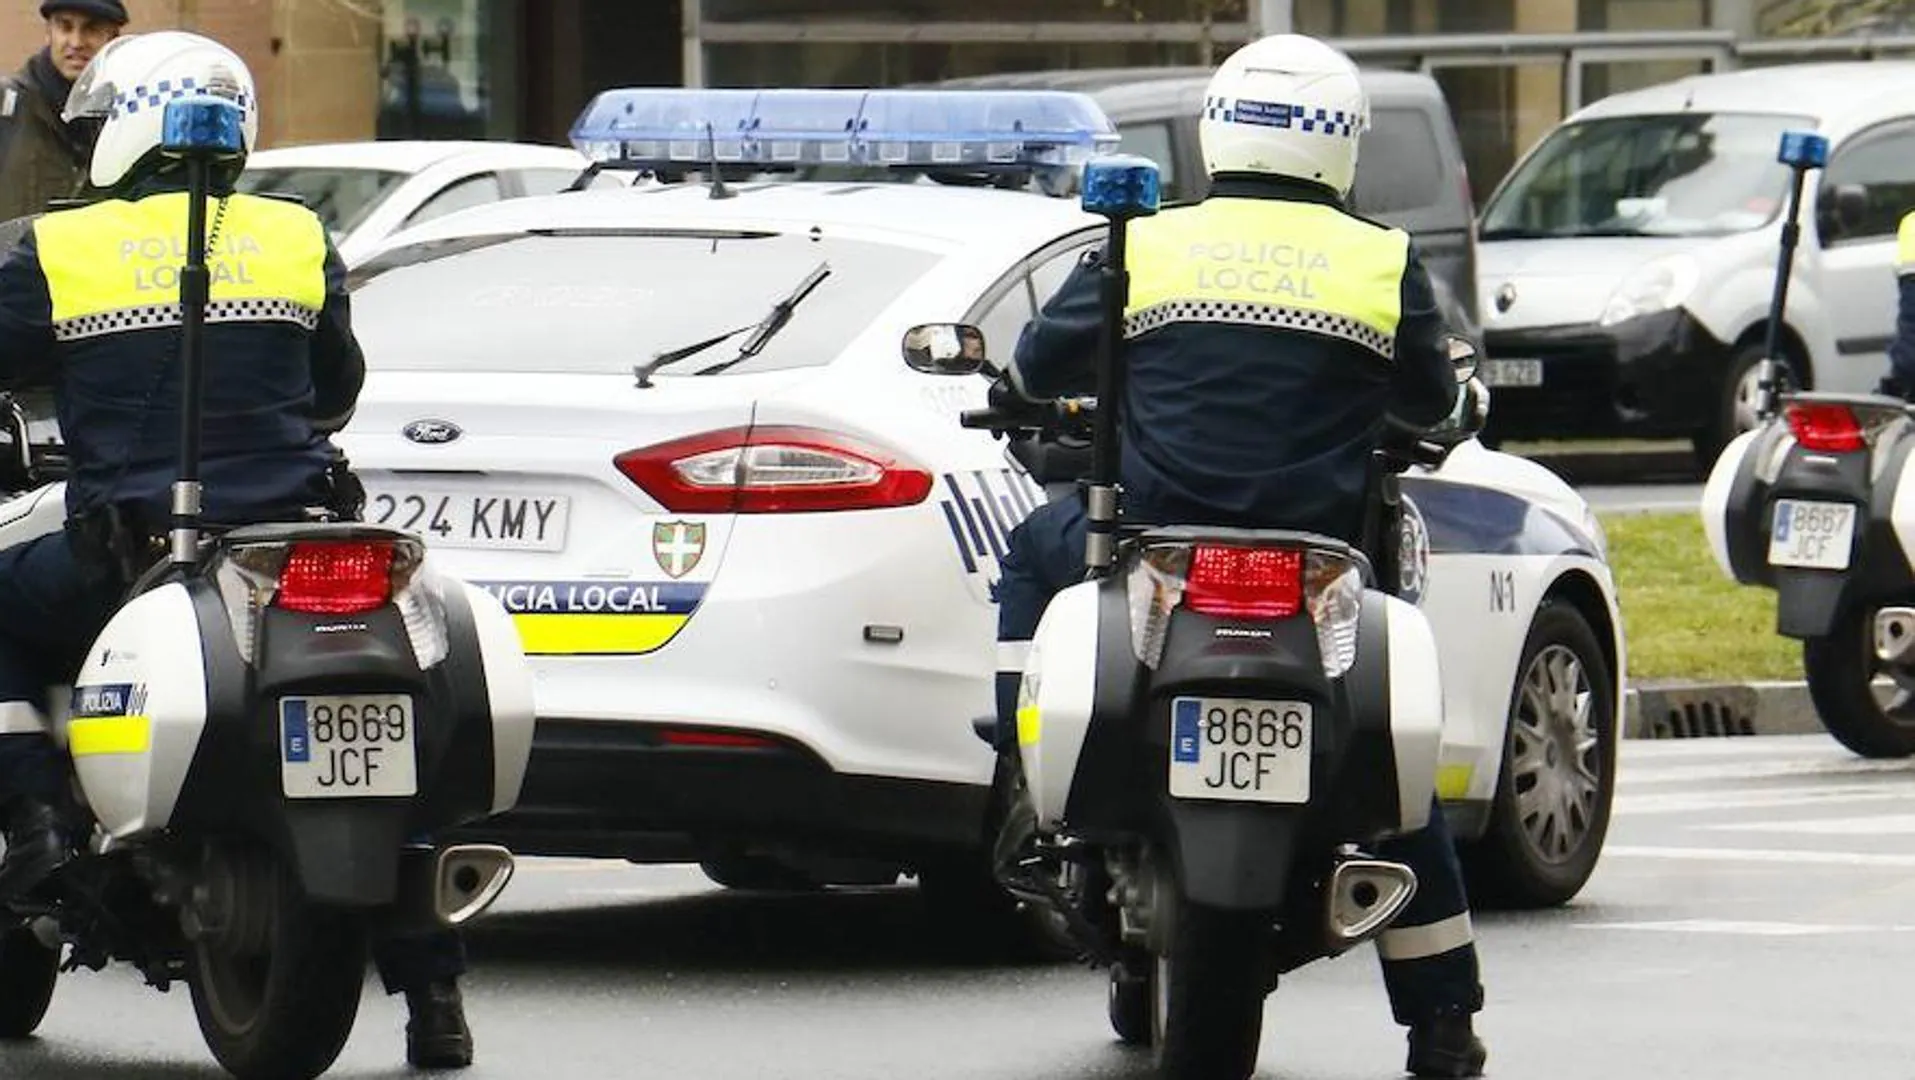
left=935, top=67, right=1482, bottom=340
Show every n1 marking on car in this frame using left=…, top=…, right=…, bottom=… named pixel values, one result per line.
left=474, top=580, right=709, bottom=656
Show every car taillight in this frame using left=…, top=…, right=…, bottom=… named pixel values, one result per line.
left=1125, top=542, right=1366, bottom=677
left=276, top=541, right=395, bottom=614
left=614, top=425, right=934, bottom=513
left=1184, top=545, right=1302, bottom=619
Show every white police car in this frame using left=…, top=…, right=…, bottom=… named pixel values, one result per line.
left=337, top=89, right=1627, bottom=918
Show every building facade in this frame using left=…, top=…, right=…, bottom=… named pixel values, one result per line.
left=2, top=1, right=1913, bottom=200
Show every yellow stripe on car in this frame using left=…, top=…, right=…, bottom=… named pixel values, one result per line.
left=511, top=613, right=693, bottom=656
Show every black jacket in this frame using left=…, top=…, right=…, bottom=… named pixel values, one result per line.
left=0, top=179, right=364, bottom=525
left=1012, top=175, right=1458, bottom=543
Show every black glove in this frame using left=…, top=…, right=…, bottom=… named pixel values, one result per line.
left=1877, top=374, right=1913, bottom=401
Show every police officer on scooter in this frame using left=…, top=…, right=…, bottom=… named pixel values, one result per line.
left=1881, top=210, right=1915, bottom=399
left=991, top=33, right=1488, bottom=1078
left=0, top=31, right=476, bottom=1070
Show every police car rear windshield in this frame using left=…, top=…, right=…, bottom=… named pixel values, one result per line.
left=347, top=230, right=942, bottom=376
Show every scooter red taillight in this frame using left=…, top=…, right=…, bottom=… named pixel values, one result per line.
left=1785, top=402, right=1867, bottom=453
left=275, top=541, right=395, bottom=614
left=1125, top=541, right=1366, bottom=677
left=209, top=533, right=442, bottom=667
left=1183, top=545, right=1303, bottom=619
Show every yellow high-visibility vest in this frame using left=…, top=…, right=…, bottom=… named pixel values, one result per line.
left=33, top=191, right=328, bottom=342
left=1123, top=198, right=1410, bottom=361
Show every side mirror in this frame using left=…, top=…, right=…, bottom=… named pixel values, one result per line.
left=1444, top=333, right=1480, bottom=383
left=902, top=323, right=989, bottom=376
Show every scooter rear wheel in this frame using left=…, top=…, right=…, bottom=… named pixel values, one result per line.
left=0, top=924, right=57, bottom=1039
left=186, top=852, right=368, bottom=1080
left=1151, top=904, right=1272, bottom=1080
left=1804, top=609, right=1915, bottom=759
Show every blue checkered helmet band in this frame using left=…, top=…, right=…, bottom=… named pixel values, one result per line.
left=1203, top=96, right=1360, bottom=138
left=113, top=77, right=253, bottom=118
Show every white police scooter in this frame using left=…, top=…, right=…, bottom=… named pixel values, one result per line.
left=1702, top=130, right=1915, bottom=759
left=911, top=156, right=1483, bottom=1080
left=0, top=97, right=535, bottom=1080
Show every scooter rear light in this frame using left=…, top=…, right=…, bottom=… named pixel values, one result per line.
left=209, top=535, right=442, bottom=667
left=276, top=541, right=395, bottom=614
left=1184, top=545, right=1303, bottom=619
left=1124, top=542, right=1365, bottom=677
left=1785, top=402, right=1866, bottom=452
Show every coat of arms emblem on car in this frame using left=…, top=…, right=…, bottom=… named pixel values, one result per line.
left=653, top=520, right=706, bottom=579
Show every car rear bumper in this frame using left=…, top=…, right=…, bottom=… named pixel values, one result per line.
left=449, top=718, right=992, bottom=862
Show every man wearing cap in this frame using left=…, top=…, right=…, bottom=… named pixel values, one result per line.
left=0, top=1, right=128, bottom=222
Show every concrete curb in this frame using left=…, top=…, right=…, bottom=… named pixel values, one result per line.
left=1623, top=680, right=1831, bottom=739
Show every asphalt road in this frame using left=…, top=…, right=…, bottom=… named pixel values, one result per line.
left=6, top=734, right=1915, bottom=1079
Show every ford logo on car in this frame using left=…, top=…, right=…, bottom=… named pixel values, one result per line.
left=403, top=419, right=462, bottom=445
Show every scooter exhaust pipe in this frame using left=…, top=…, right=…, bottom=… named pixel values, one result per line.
left=1875, top=608, right=1915, bottom=665
left=434, top=844, right=516, bottom=927
left=1325, top=857, right=1418, bottom=948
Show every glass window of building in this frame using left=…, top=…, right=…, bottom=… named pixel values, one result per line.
left=378, top=0, right=522, bottom=140
left=703, top=0, right=1248, bottom=20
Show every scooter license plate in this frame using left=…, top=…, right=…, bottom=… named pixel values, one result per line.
left=278, top=695, right=418, bottom=799
left=1167, top=697, right=1311, bottom=804
left=1768, top=499, right=1857, bottom=571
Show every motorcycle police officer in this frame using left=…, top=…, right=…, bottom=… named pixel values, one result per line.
left=1881, top=209, right=1915, bottom=399
left=991, top=33, right=1488, bottom=1078
left=0, top=31, right=476, bottom=1070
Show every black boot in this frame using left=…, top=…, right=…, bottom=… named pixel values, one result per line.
left=988, top=750, right=1044, bottom=900
left=0, top=799, right=66, bottom=902
left=404, top=980, right=473, bottom=1070
left=1406, top=1014, right=1487, bottom=1078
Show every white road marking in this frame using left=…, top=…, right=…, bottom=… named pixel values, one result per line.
left=1603, top=844, right=1915, bottom=868
left=1702, top=813, right=1915, bottom=836
left=1617, top=757, right=1915, bottom=787
left=1575, top=919, right=1915, bottom=936
left=1612, top=784, right=1913, bottom=816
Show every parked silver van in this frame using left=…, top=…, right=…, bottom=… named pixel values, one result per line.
left=1476, top=61, right=1915, bottom=459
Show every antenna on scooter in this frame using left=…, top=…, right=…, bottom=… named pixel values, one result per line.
left=1756, top=129, right=1829, bottom=425
left=1076, top=154, right=1162, bottom=575
left=157, top=95, right=248, bottom=569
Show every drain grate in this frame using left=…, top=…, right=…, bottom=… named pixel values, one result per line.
left=1634, top=686, right=1759, bottom=739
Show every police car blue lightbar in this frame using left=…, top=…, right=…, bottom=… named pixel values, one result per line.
left=568, top=88, right=1118, bottom=172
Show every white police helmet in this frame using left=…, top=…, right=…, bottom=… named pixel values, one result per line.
left=61, top=30, right=257, bottom=190
left=1199, top=34, right=1369, bottom=197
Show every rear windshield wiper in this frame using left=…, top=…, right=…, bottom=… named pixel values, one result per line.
left=633, top=260, right=833, bottom=387
left=691, top=261, right=833, bottom=377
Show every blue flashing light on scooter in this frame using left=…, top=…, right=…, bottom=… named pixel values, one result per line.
left=1754, top=129, right=1830, bottom=423
left=1077, top=154, right=1161, bottom=573
left=157, top=95, right=248, bottom=569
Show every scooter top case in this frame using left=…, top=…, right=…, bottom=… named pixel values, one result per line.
left=1015, top=526, right=1444, bottom=910
left=55, top=522, right=536, bottom=908
left=1702, top=395, right=1915, bottom=639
